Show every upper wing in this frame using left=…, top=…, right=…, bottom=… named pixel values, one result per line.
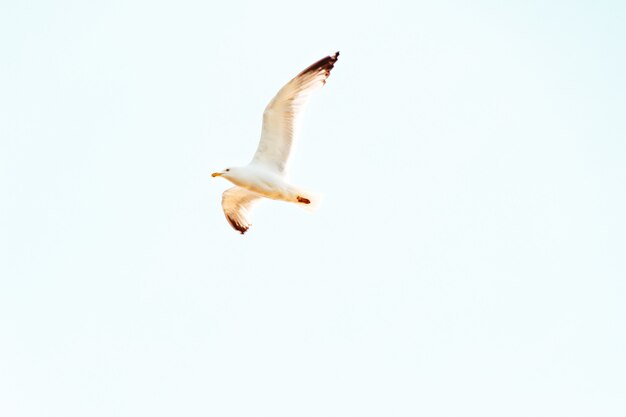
left=221, top=187, right=262, bottom=234
left=250, top=52, right=339, bottom=173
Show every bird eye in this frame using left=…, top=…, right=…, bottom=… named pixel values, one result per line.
left=225, top=169, right=230, bottom=172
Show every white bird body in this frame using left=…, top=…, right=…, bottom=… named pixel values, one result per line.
left=220, top=165, right=302, bottom=203
left=212, top=52, right=339, bottom=234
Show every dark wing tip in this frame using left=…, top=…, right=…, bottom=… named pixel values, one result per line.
left=298, top=51, right=341, bottom=81
left=225, top=215, right=250, bottom=235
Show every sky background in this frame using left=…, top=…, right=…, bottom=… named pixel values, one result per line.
left=1, top=1, right=625, bottom=416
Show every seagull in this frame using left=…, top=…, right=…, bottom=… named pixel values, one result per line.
left=212, top=52, right=340, bottom=234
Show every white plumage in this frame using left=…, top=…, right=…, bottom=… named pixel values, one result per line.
left=212, top=52, right=340, bottom=234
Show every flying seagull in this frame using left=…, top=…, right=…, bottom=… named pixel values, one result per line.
left=212, top=51, right=340, bottom=234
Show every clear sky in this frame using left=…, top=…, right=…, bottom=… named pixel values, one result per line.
left=1, top=1, right=625, bottom=416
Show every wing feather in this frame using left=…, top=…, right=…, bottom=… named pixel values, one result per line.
left=251, top=52, right=339, bottom=173
left=221, top=187, right=261, bottom=234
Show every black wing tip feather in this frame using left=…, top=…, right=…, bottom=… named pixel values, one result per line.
left=225, top=215, right=249, bottom=235
left=299, top=51, right=340, bottom=82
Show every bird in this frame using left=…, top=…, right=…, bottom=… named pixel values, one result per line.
left=212, top=51, right=340, bottom=234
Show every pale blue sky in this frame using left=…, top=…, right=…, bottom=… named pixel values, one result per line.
left=1, top=1, right=625, bottom=416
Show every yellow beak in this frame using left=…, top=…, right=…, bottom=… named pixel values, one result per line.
left=211, top=172, right=222, bottom=177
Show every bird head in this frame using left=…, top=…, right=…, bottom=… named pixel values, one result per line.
left=211, top=167, right=232, bottom=178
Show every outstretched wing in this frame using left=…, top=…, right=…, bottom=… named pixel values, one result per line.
left=221, top=187, right=262, bottom=234
left=251, top=51, right=339, bottom=173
